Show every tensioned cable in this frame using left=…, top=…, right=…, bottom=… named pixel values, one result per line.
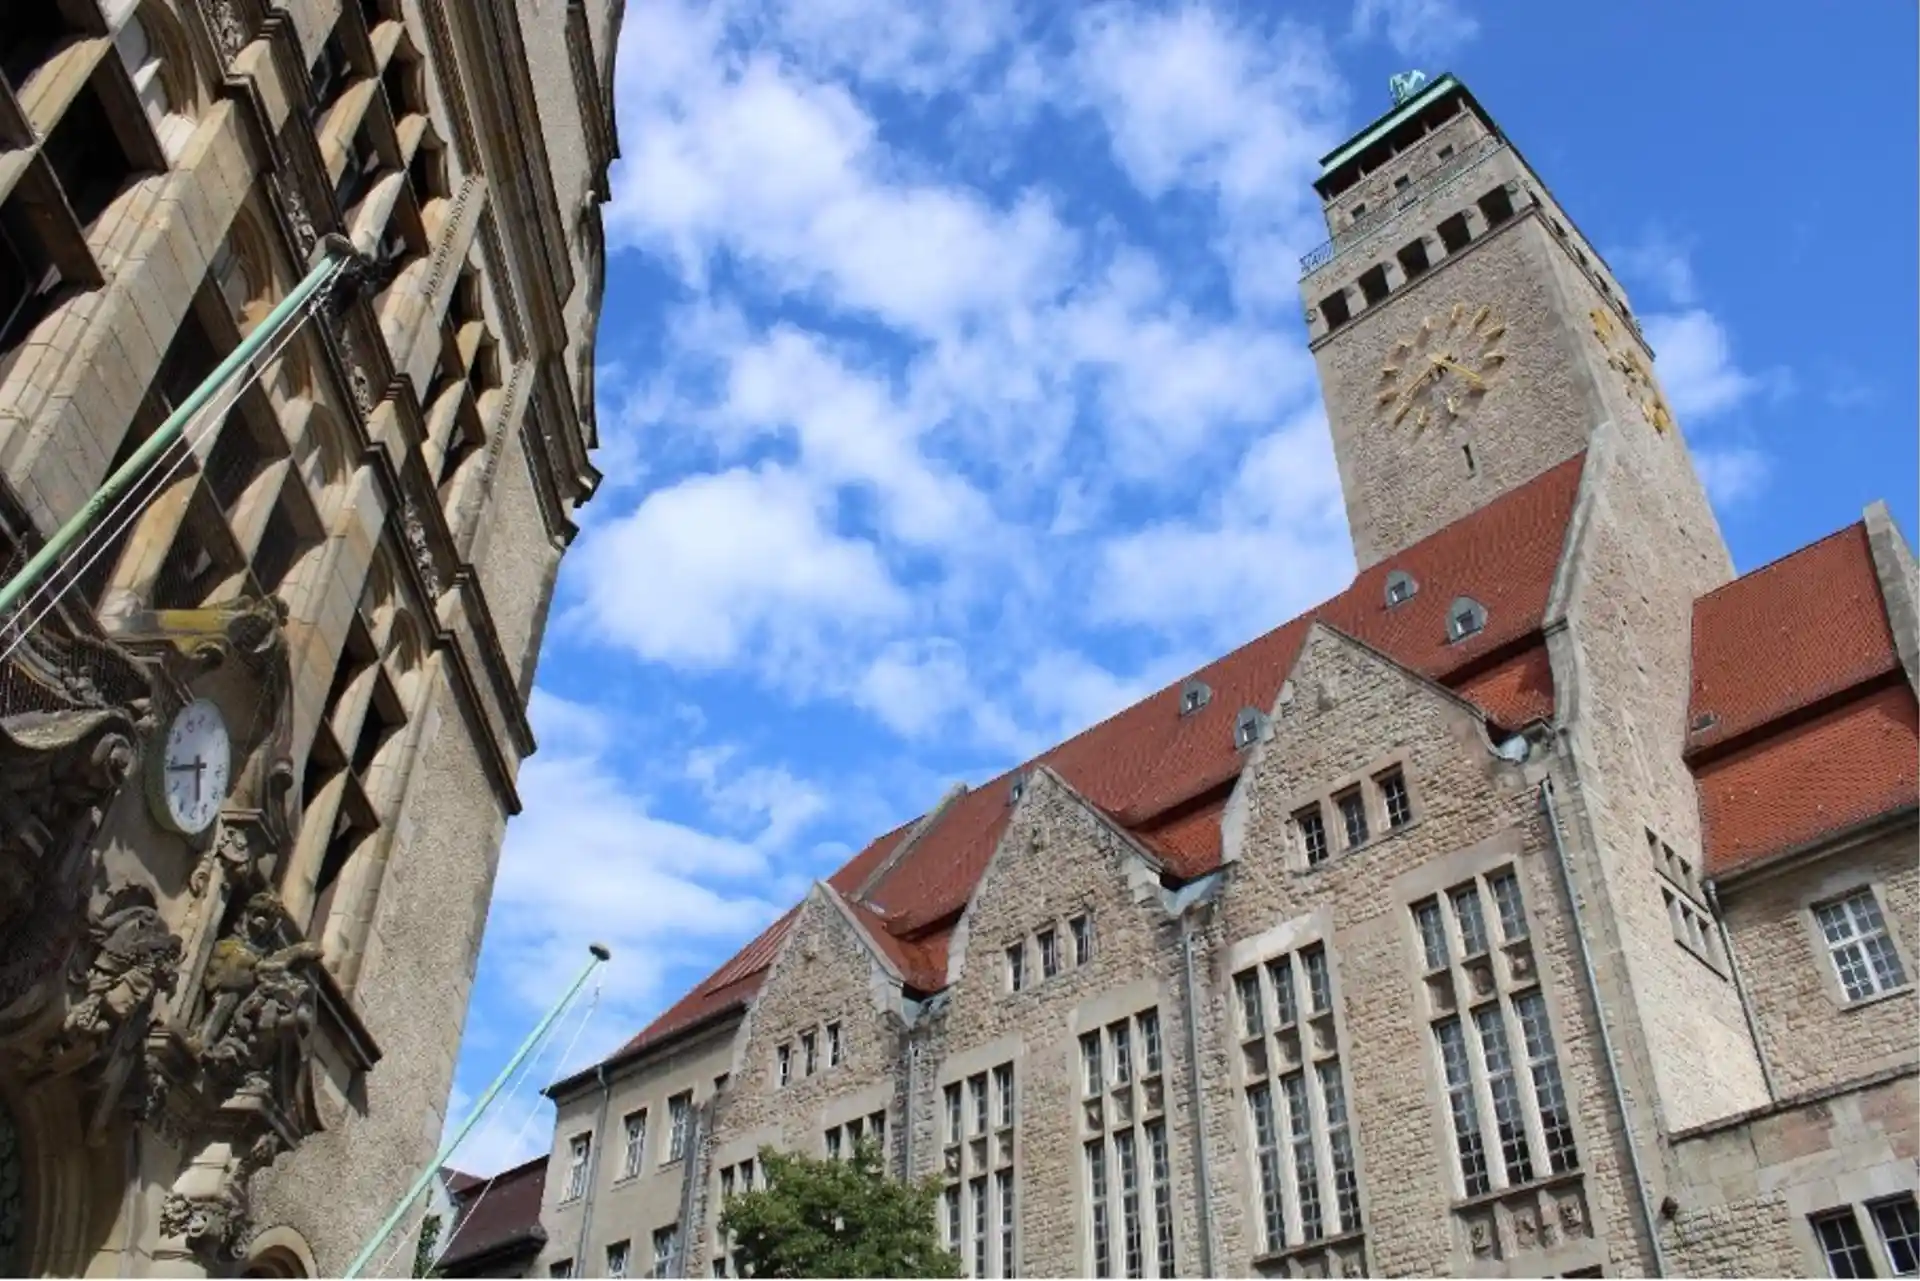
left=374, top=976, right=604, bottom=1279
left=0, top=254, right=346, bottom=667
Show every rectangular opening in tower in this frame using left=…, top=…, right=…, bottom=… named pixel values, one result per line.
left=1397, top=239, right=1431, bottom=283
left=1357, top=265, right=1390, bottom=306
left=1477, top=186, right=1516, bottom=230
left=1437, top=213, right=1471, bottom=254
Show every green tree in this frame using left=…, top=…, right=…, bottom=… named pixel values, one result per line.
left=412, top=1212, right=442, bottom=1278
left=720, top=1142, right=959, bottom=1279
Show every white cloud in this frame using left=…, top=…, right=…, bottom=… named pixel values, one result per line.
left=1350, top=0, right=1481, bottom=61
left=1642, top=309, right=1760, bottom=421
left=566, top=465, right=906, bottom=670
left=1614, top=229, right=1699, bottom=308
left=1693, top=446, right=1771, bottom=508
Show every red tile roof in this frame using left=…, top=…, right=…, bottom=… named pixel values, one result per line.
left=1689, top=523, right=1902, bottom=755
left=1696, top=679, right=1917, bottom=874
left=1687, top=519, right=1916, bottom=873
left=577, top=455, right=1590, bottom=1073
left=437, top=1154, right=547, bottom=1272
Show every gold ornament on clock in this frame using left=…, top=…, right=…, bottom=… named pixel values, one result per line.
left=1590, top=307, right=1673, bottom=435
left=1374, top=301, right=1510, bottom=434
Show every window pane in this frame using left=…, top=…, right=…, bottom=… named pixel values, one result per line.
left=1872, top=1197, right=1919, bottom=1277
left=1815, top=1210, right=1876, bottom=1279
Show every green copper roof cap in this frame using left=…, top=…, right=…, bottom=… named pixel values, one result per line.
left=1316, top=70, right=1469, bottom=178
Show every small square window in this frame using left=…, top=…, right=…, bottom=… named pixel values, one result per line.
left=1437, top=143, right=1456, bottom=161
left=1397, top=237, right=1431, bottom=281
left=1335, top=790, right=1369, bottom=848
left=1393, top=173, right=1411, bottom=190
left=1437, top=212, right=1471, bottom=253
left=1358, top=264, right=1391, bottom=305
left=1297, top=805, right=1330, bottom=865
left=1320, top=290, right=1352, bottom=330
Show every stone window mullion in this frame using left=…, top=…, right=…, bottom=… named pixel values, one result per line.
left=1463, top=1014, right=1506, bottom=1189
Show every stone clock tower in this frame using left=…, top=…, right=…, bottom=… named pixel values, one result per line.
left=1299, top=71, right=1729, bottom=580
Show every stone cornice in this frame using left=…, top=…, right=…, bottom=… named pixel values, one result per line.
left=565, top=0, right=615, bottom=201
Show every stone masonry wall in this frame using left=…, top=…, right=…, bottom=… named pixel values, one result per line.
left=1211, top=625, right=1645, bottom=1277
left=1312, top=215, right=1598, bottom=570
left=252, top=674, right=511, bottom=1273
left=927, top=768, right=1198, bottom=1278
left=1664, top=1072, right=1918, bottom=1277
left=1719, top=827, right=1920, bottom=1101
left=695, top=891, right=907, bottom=1269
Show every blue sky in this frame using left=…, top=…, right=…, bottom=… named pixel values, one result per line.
left=441, top=0, right=1918, bottom=1172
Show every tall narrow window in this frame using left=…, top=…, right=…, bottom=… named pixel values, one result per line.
left=1336, top=790, right=1368, bottom=848
left=1297, top=804, right=1330, bottom=865
left=1087, top=1141, right=1112, bottom=1277
left=1283, top=1072, right=1323, bottom=1242
left=944, top=1061, right=1016, bottom=1276
left=621, top=1109, right=648, bottom=1179
left=1236, top=970, right=1266, bottom=1037
left=1147, top=1120, right=1176, bottom=1275
left=606, top=1240, right=630, bottom=1279
left=1006, top=942, right=1026, bottom=992
left=1302, top=945, right=1333, bottom=1016
left=564, top=1133, right=591, bottom=1201
left=667, top=1092, right=691, bottom=1163
left=996, top=1169, right=1015, bottom=1276
left=1414, top=900, right=1449, bottom=971
left=1248, top=1083, right=1286, bottom=1251
left=1419, top=868, right=1574, bottom=1198
left=651, top=1226, right=679, bottom=1280
left=1071, top=914, right=1094, bottom=965
left=777, top=1042, right=792, bottom=1086
left=801, top=1029, right=818, bottom=1075
left=1039, top=927, right=1062, bottom=979
left=1318, top=1060, right=1361, bottom=1234
left=826, top=1021, right=843, bottom=1067
left=1378, top=769, right=1413, bottom=828
left=1085, top=1006, right=1176, bottom=1276
left=1436, top=1017, right=1490, bottom=1196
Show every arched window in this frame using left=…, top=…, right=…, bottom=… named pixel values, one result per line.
left=1447, top=596, right=1488, bottom=642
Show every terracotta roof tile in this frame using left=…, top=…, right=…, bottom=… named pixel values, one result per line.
left=1689, top=523, right=1900, bottom=754
left=438, top=1155, right=547, bottom=1270
left=862, top=453, right=1586, bottom=926
left=606, top=908, right=797, bottom=1061
left=1696, top=680, right=1918, bottom=874
left=595, top=455, right=1589, bottom=1069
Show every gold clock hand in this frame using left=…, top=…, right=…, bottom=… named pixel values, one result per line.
left=1435, top=357, right=1485, bottom=388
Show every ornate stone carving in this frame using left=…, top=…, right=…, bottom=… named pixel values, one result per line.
left=1468, top=1217, right=1496, bottom=1258
left=159, top=1132, right=282, bottom=1263
left=1558, top=1194, right=1586, bottom=1235
left=194, top=894, right=323, bottom=1098
left=0, top=708, right=144, bottom=1018
left=402, top=498, right=442, bottom=596
left=40, top=885, right=183, bottom=1140
left=202, top=0, right=247, bottom=60
left=275, top=176, right=318, bottom=257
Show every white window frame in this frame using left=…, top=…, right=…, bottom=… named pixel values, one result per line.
left=1812, top=886, right=1910, bottom=1004
left=666, top=1092, right=692, bottom=1164
left=621, top=1109, right=648, bottom=1180
left=562, top=1132, right=591, bottom=1202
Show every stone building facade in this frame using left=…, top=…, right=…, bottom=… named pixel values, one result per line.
left=535, top=72, right=1918, bottom=1279
left=0, top=0, right=618, bottom=1274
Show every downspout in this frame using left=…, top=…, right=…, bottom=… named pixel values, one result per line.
left=1177, top=912, right=1218, bottom=1278
left=1538, top=779, right=1669, bottom=1277
left=574, top=1063, right=614, bottom=1272
left=1705, top=879, right=1778, bottom=1105
left=673, top=1104, right=706, bottom=1278
left=903, top=1018, right=920, bottom=1181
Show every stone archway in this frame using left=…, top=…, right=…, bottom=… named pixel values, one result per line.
left=0, top=1072, right=116, bottom=1277
left=242, top=1224, right=319, bottom=1277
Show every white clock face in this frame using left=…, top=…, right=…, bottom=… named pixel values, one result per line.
left=158, top=698, right=231, bottom=836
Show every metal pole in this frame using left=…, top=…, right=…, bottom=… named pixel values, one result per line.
left=0, top=240, right=352, bottom=619
left=344, top=942, right=612, bottom=1280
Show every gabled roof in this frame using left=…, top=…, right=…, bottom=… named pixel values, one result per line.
left=578, top=453, right=1589, bottom=1078
left=436, top=1154, right=548, bottom=1273
left=1687, top=520, right=1917, bottom=874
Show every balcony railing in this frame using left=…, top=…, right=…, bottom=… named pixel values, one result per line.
left=1299, top=136, right=1506, bottom=278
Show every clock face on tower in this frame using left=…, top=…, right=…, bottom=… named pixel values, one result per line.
left=1590, top=307, right=1674, bottom=435
left=1374, top=302, right=1511, bottom=434
left=147, top=697, right=232, bottom=837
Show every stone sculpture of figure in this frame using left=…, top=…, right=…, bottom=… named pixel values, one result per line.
left=65, top=889, right=182, bottom=1047
left=194, top=893, right=322, bottom=1079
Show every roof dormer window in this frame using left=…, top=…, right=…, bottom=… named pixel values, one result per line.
left=1385, top=570, right=1418, bottom=608
left=1179, top=678, right=1212, bottom=717
left=1234, top=707, right=1268, bottom=750
left=1447, top=596, right=1487, bottom=642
